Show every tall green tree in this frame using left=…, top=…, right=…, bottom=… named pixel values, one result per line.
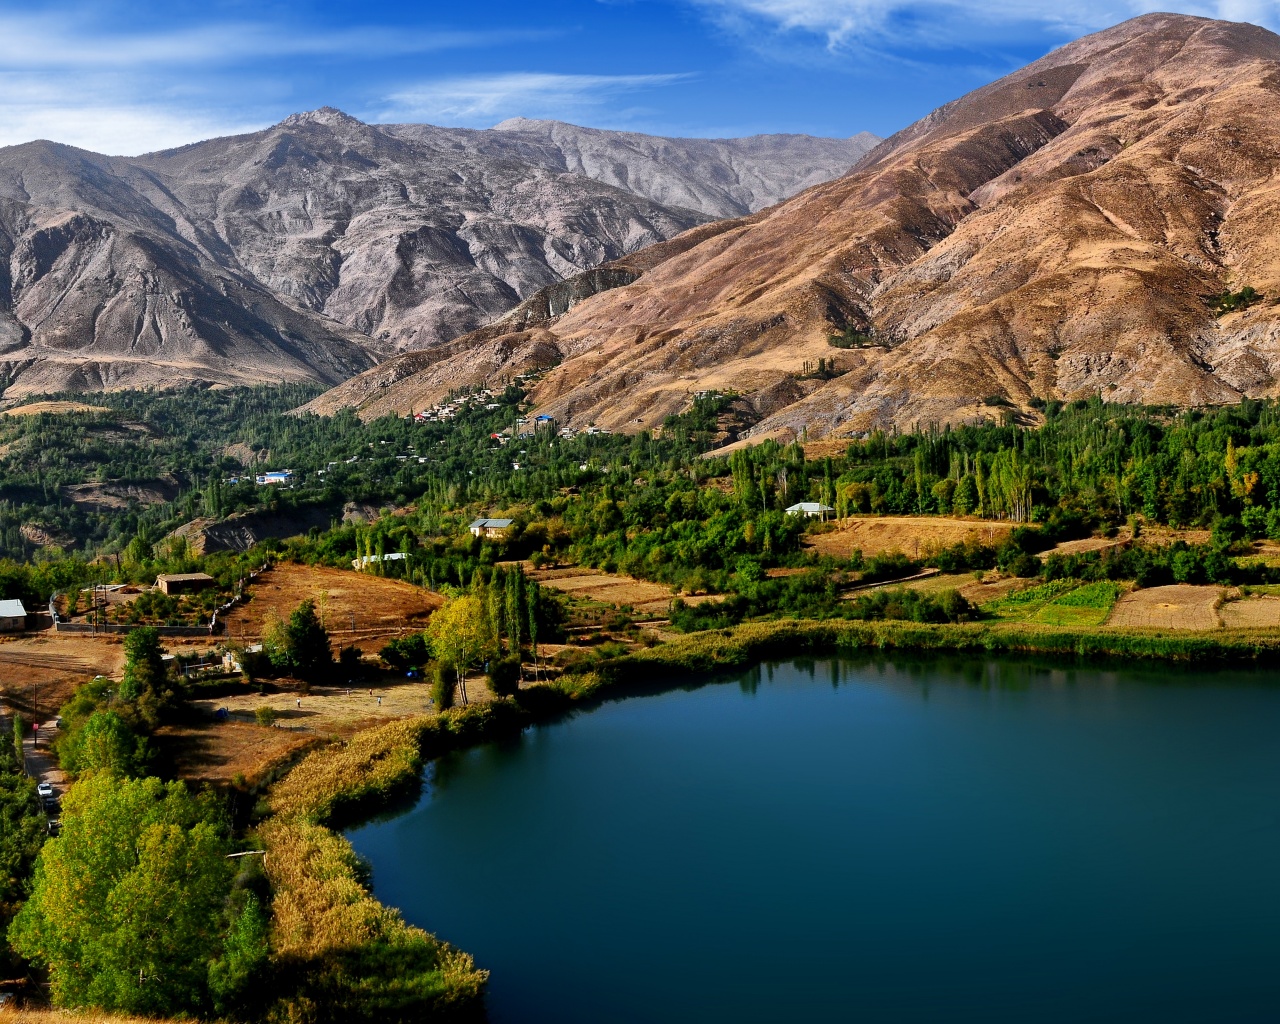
left=9, top=774, right=237, bottom=1016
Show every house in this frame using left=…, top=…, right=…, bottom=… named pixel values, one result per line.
left=0, top=599, right=26, bottom=633
left=155, top=572, right=216, bottom=595
left=468, top=518, right=514, bottom=539
left=785, top=502, right=835, bottom=520
left=352, top=552, right=409, bottom=571
left=255, top=470, right=293, bottom=486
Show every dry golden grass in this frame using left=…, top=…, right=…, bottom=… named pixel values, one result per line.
left=152, top=720, right=318, bottom=786
left=221, top=563, right=441, bottom=641
left=1219, top=594, right=1280, bottom=628
left=1106, top=585, right=1224, bottom=630
left=190, top=679, right=462, bottom=733
left=806, top=516, right=1017, bottom=561
left=899, top=572, right=1037, bottom=605
left=267, top=716, right=429, bottom=823
left=2, top=1011, right=166, bottom=1023
left=1, top=401, right=109, bottom=417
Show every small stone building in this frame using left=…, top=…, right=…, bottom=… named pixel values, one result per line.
left=154, top=572, right=216, bottom=596
left=0, top=599, right=26, bottom=633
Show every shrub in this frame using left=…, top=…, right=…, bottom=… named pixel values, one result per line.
left=255, top=706, right=278, bottom=728
left=487, top=656, right=521, bottom=698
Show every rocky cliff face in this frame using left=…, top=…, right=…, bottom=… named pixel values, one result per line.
left=311, top=15, right=1280, bottom=438
left=0, top=111, right=875, bottom=397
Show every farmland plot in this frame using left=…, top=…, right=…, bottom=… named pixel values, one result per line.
left=1106, top=586, right=1224, bottom=630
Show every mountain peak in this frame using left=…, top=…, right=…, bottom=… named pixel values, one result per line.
left=279, top=107, right=365, bottom=130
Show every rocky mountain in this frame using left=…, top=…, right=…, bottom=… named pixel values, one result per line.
left=310, top=14, right=1280, bottom=438
left=0, top=112, right=876, bottom=398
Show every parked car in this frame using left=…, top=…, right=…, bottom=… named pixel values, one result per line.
left=36, top=782, right=53, bottom=799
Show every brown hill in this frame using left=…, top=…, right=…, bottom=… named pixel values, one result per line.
left=312, top=14, right=1280, bottom=437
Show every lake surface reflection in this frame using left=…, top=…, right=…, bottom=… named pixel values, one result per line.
left=347, top=656, right=1280, bottom=1023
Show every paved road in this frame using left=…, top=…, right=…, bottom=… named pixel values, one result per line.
left=1, top=698, right=66, bottom=818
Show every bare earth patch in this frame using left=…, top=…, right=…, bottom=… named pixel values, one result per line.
left=0, top=634, right=125, bottom=718
left=190, top=679, right=472, bottom=735
left=153, top=720, right=317, bottom=786
left=1106, top=585, right=1224, bottom=630
left=1219, top=594, right=1280, bottom=629
left=1038, top=536, right=1125, bottom=560
left=221, top=563, right=441, bottom=643
left=901, top=573, right=1036, bottom=605
left=807, top=516, right=1018, bottom=561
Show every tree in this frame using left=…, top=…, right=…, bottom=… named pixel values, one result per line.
left=427, top=594, right=490, bottom=705
left=118, top=627, right=176, bottom=727
left=287, top=599, right=332, bottom=682
left=263, top=601, right=332, bottom=682
left=60, top=710, right=148, bottom=778
left=9, top=774, right=236, bottom=1016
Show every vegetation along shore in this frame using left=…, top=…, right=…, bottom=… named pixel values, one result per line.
left=4, top=384, right=1280, bottom=1022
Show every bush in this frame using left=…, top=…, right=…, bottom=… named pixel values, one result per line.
left=430, top=664, right=455, bottom=711
left=255, top=706, right=278, bottom=728
left=487, top=657, right=521, bottom=698
left=845, top=587, right=975, bottom=624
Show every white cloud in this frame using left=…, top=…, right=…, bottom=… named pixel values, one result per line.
left=378, top=72, right=693, bottom=125
left=688, top=0, right=1280, bottom=51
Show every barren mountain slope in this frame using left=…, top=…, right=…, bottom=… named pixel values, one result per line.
left=0, top=142, right=379, bottom=396
left=312, top=14, right=1280, bottom=435
left=0, top=113, right=872, bottom=397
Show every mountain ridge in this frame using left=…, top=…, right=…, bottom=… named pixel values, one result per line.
left=309, top=13, right=1280, bottom=438
left=0, top=113, right=876, bottom=399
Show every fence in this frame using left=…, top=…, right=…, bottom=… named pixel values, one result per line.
left=46, top=563, right=273, bottom=638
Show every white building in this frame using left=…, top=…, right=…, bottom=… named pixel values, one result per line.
left=785, top=502, right=835, bottom=520
left=0, top=599, right=26, bottom=633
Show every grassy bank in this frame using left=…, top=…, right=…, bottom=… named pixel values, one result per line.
left=256, top=702, right=534, bottom=1023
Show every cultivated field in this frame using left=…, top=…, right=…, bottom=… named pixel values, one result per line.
left=531, top=567, right=682, bottom=615
left=900, top=572, right=1034, bottom=605
left=153, top=720, right=317, bottom=786
left=0, top=634, right=125, bottom=717
left=1219, top=594, right=1280, bottom=628
left=221, top=563, right=441, bottom=644
left=807, top=516, right=1017, bottom=560
left=1106, top=585, right=1223, bottom=630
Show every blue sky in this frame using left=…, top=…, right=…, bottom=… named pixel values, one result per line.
left=0, top=0, right=1276, bottom=154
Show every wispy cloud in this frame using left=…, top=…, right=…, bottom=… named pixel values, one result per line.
left=378, top=72, right=693, bottom=125
left=0, top=73, right=266, bottom=153
left=687, top=0, right=1280, bottom=54
left=0, top=14, right=547, bottom=69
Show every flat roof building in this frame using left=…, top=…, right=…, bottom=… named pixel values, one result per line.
left=155, top=572, right=216, bottom=595
left=468, top=517, right=514, bottom=538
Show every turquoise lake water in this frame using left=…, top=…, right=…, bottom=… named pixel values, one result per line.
left=347, top=657, right=1280, bottom=1022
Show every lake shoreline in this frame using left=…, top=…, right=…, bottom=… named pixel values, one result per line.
left=254, top=616, right=1280, bottom=1018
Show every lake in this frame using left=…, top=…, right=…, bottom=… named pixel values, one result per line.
left=347, top=657, right=1280, bottom=1022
